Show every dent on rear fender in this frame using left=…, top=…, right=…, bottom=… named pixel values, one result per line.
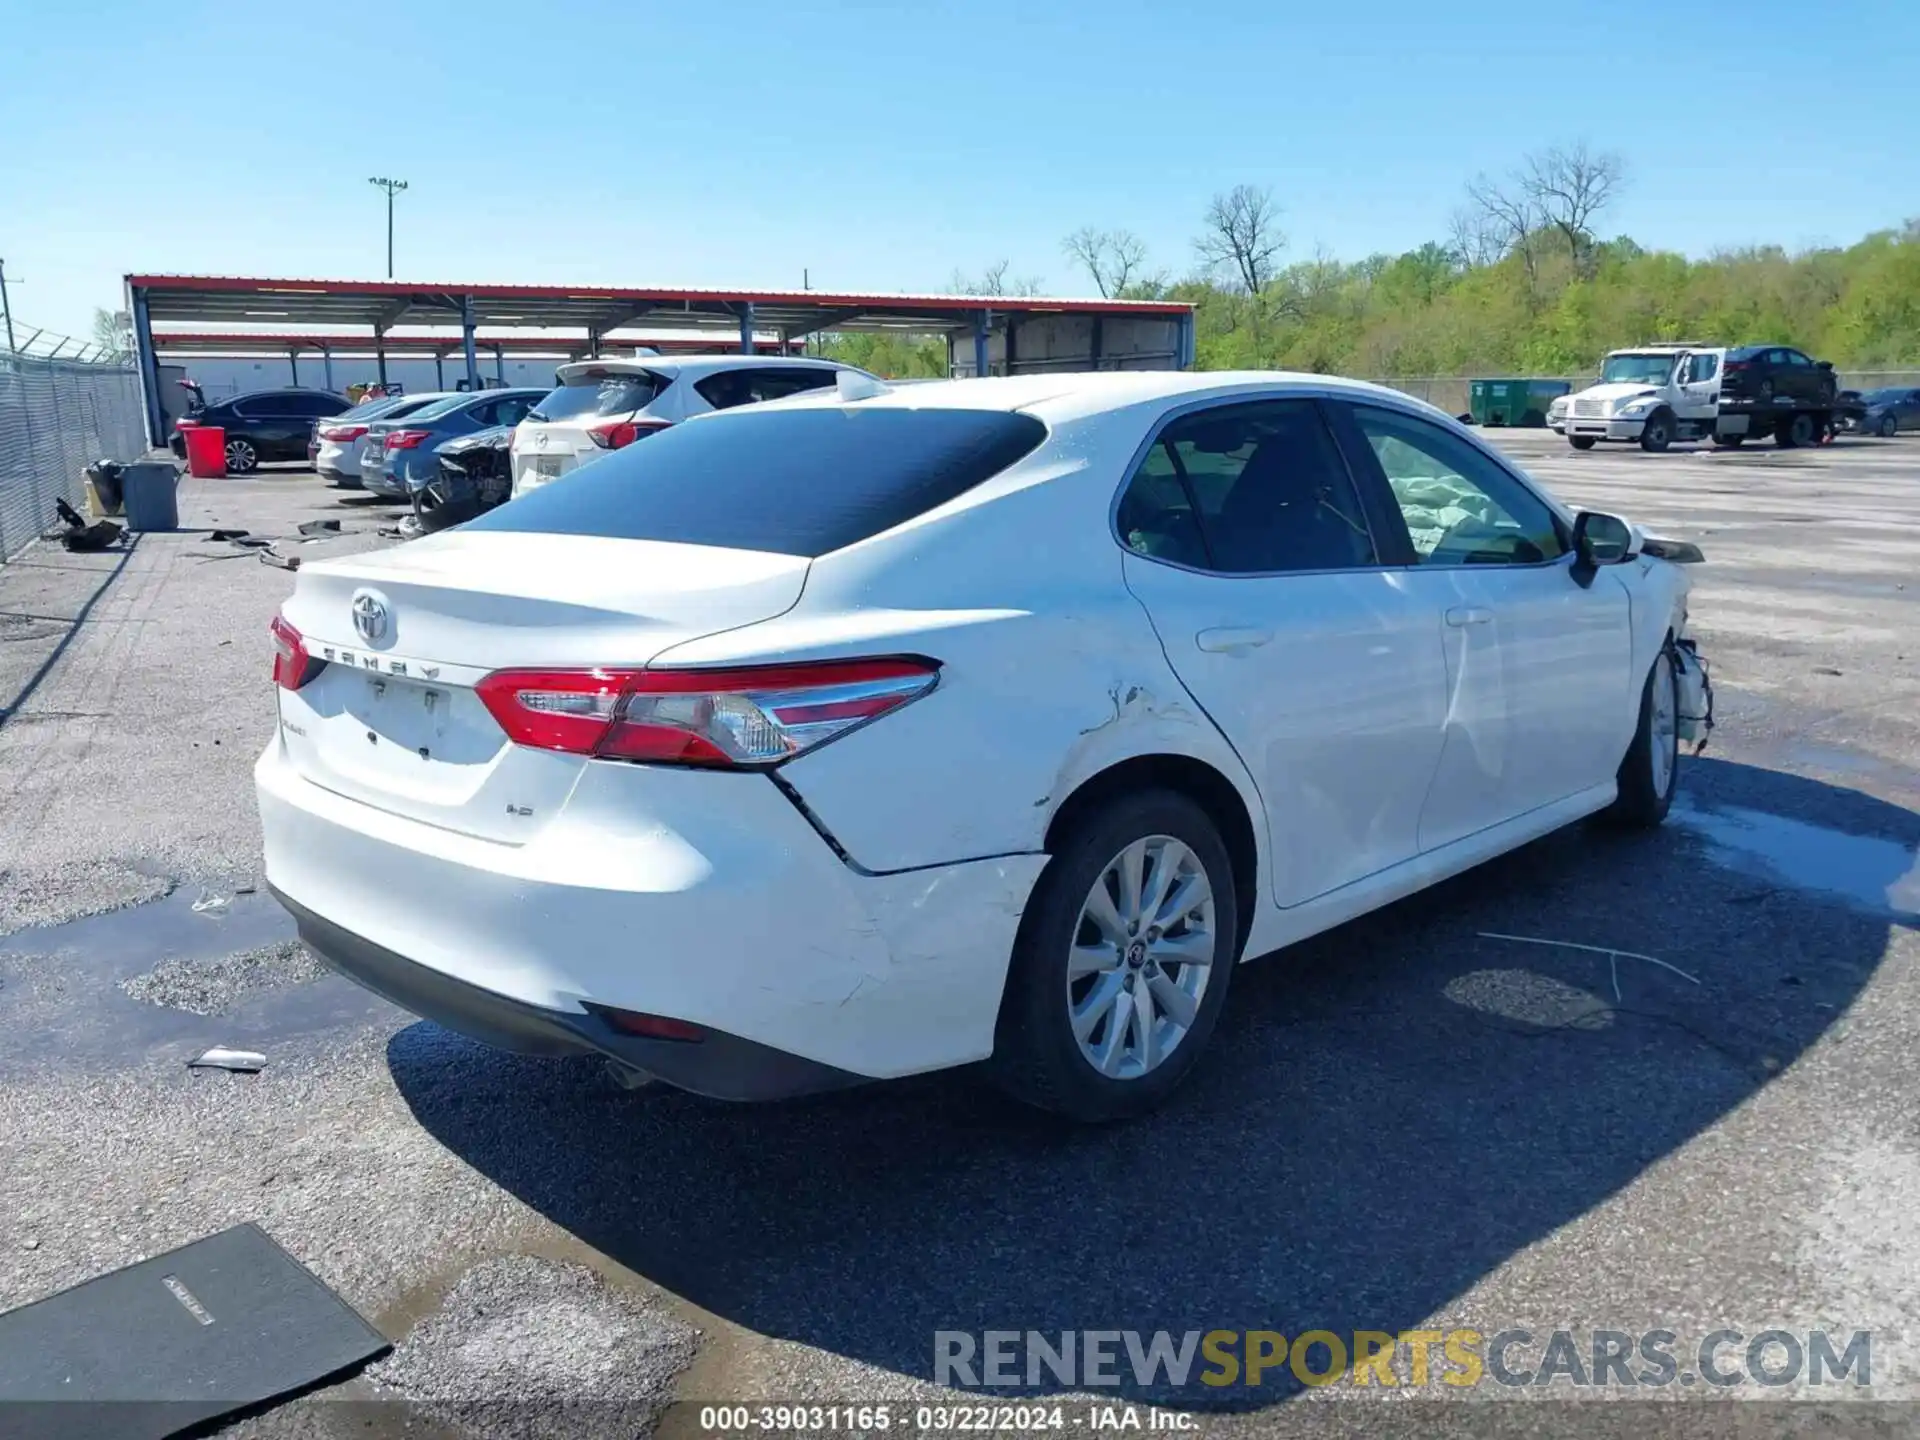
left=1037, top=677, right=1221, bottom=815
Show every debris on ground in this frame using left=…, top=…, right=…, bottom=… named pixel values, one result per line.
left=191, top=891, right=231, bottom=915
left=1479, top=931, right=1701, bottom=1003
left=207, top=528, right=250, bottom=542
left=53, top=498, right=124, bottom=553
left=187, top=1046, right=267, bottom=1073
left=296, top=519, right=341, bottom=536
left=259, top=548, right=301, bottom=571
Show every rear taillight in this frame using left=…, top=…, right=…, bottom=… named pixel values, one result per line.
left=588, top=418, right=670, bottom=449
left=474, top=658, right=939, bottom=767
left=270, top=613, right=319, bottom=691
left=319, top=424, right=368, bottom=442
left=384, top=429, right=431, bottom=450
left=1724, top=360, right=1748, bottom=374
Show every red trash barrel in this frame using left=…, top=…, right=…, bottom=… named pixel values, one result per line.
left=183, top=424, right=227, bottom=478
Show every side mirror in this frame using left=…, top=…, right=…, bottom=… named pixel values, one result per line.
left=1572, top=510, right=1634, bottom=566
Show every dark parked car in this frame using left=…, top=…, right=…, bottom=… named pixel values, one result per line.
left=1853, top=386, right=1920, bottom=437
left=1719, top=345, right=1838, bottom=408
left=360, top=388, right=545, bottom=499
left=170, top=387, right=350, bottom=473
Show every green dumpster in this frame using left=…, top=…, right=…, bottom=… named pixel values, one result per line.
left=1469, top=378, right=1572, bottom=427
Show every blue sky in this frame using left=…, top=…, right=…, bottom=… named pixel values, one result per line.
left=3, top=0, right=1915, bottom=339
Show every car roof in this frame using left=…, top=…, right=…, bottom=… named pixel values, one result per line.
left=751, top=369, right=1459, bottom=427
left=1726, top=344, right=1794, bottom=358
left=553, top=354, right=853, bottom=382
left=224, top=387, right=344, bottom=403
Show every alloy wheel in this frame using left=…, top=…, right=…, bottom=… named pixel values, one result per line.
left=1066, top=835, right=1217, bottom=1080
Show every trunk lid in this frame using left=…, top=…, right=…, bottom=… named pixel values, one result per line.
left=276, top=531, right=809, bottom=841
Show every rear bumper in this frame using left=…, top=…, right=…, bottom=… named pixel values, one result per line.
left=360, top=465, right=407, bottom=497
left=256, top=740, right=1046, bottom=1090
left=274, top=887, right=863, bottom=1100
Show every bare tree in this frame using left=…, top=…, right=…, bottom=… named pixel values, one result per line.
left=949, top=261, right=1045, bottom=297
left=1521, top=142, right=1625, bottom=276
left=91, top=307, right=133, bottom=360
left=1459, top=142, right=1626, bottom=284
left=1462, top=171, right=1542, bottom=287
left=1062, top=227, right=1153, bottom=298
left=1194, top=185, right=1285, bottom=294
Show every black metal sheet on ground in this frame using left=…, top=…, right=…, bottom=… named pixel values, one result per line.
left=0, top=1222, right=390, bottom=1439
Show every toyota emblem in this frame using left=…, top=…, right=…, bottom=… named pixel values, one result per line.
left=351, top=589, right=391, bottom=644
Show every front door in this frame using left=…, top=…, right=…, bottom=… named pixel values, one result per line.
left=1334, top=403, right=1635, bottom=851
left=1116, top=397, right=1449, bottom=908
left=1674, top=350, right=1720, bottom=426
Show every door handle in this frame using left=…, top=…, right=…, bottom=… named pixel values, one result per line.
left=1196, top=626, right=1273, bottom=653
left=1445, top=606, right=1493, bottom=627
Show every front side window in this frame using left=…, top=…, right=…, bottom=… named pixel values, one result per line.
left=1684, top=353, right=1719, bottom=384
left=1351, top=406, right=1565, bottom=566
left=1117, top=400, right=1376, bottom=575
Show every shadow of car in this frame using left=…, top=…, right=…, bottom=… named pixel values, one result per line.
left=388, top=757, right=1904, bottom=1410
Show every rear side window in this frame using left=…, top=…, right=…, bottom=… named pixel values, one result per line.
left=385, top=395, right=445, bottom=420
left=695, top=367, right=841, bottom=410
left=1117, top=400, right=1376, bottom=574
left=470, top=407, right=1048, bottom=558
left=407, top=395, right=474, bottom=422
left=529, top=372, right=663, bottom=422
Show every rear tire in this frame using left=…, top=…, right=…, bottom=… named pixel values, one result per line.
left=1638, top=410, right=1674, bottom=452
left=224, top=437, right=258, bottom=474
left=1605, top=647, right=1680, bottom=828
left=1568, top=435, right=1598, bottom=451
left=993, top=790, right=1239, bottom=1123
left=1776, top=413, right=1815, bottom=448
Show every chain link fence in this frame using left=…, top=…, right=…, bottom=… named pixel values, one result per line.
left=0, top=352, right=147, bottom=563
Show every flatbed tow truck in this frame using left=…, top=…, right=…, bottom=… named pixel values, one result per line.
left=1548, top=343, right=1843, bottom=451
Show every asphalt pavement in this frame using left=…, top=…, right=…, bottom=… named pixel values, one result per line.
left=1, top=433, right=1916, bottom=1438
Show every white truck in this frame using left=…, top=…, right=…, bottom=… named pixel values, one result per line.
left=1547, top=343, right=1840, bottom=452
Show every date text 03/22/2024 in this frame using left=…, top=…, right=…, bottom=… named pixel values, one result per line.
left=697, top=1404, right=1197, bottom=1432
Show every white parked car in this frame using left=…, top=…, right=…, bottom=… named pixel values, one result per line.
left=314, top=392, right=455, bottom=488
left=508, top=355, right=870, bottom=499
left=258, top=371, right=1711, bottom=1121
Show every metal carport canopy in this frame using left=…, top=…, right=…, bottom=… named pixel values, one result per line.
left=126, top=273, right=1192, bottom=335
left=124, top=273, right=1196, bottom=445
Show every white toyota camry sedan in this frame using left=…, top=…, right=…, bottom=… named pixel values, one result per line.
left=257, top=370, right=1711, bottom=1122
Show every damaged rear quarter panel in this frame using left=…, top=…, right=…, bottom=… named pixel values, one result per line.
left=665, top=415, right=1264, bottom=876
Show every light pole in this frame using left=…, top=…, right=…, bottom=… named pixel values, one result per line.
left=367, top=177, right=409, bottom=278
left=0, top=258, right=18, bottom=352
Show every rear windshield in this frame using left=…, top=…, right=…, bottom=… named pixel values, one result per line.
left=529, top=372, right=663, bottom=422
left=468, top=407, right=1048, bottom=557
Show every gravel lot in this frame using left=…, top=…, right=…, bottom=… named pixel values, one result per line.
left=1, top=432, right=1917, bottom=1438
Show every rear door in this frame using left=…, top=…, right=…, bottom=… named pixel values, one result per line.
left=1117, top=396, right=1449, bottom=908
left=1333, top=403, right=1633, bottom=849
